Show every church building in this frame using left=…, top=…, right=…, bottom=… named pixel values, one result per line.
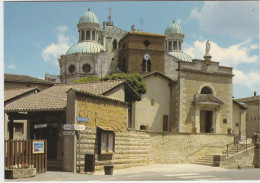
left=56, top=8, right=238, bottom=135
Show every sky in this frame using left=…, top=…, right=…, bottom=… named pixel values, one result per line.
left=2, top=1, right=260, bottom=99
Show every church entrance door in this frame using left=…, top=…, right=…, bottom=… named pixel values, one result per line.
left=200, top=110, right=213, bottom=133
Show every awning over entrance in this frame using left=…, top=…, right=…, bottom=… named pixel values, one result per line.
left=193, top=94, right=224, bottom=109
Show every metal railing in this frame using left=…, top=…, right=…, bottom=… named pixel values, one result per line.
left=225, top=135, right=249, bottom=157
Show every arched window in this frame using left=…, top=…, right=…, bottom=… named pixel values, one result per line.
left=142, top=59, right=152, bottom=72
left=113, top=39, right=117, bottom=50
left=201, top=86, right=213, bottom=94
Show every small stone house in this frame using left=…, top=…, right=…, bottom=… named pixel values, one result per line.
left=236, top=92, right=260, bottom=138
left=4, top=87, right=40, bottom=140
left=4, top=73, right=54, bottom=91
left=5, top=80, right=140, bottom=171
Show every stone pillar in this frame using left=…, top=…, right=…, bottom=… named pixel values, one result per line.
left=63, top=90, right=77, bottom=172
left=195, top=107, right=200, bottom=133
left=215, top=108, right=220, bottom=133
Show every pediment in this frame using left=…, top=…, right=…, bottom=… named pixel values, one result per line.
left=193, top=94, right=224, bottom=106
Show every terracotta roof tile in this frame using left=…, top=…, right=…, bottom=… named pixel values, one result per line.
left=5, top=73, right=54, bottom=85
left=235, top=96, right=260, bottom=103
left=4, top=87, right=39, bottom=102
left=5, top=80, right=125, bottom=112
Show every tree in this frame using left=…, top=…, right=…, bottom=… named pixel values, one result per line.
left=73, top=73, right=147, bottom=95
left=73, top=75, right=100, bottom=83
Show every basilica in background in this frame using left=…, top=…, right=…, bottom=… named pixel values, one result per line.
left=50, top=8, right=244, bottom=136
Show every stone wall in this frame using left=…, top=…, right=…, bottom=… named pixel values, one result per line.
left=77, top=128, right=150, bottom=172
left=178, top=59, right=233, bottom=133
left=76, top=130, right=234, bottom=172
left=149, top=133, right=234, bottom=164
left=213, top=146, right=255, bottom=169
left=76, top=95, right=128, bottom=132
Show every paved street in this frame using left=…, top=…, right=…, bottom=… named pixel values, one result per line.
left=4, top=164, right=260, bottom=181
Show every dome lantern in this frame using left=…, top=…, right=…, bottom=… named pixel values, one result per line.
left=77, top=9, right=100, bottom=43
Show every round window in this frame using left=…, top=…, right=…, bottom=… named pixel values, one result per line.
left=69, top=64, right=76, bottom=74
left=82, top=64, right=91, bottom=73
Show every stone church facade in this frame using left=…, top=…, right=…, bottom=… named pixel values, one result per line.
left=56, top=8, right=235, bottom=135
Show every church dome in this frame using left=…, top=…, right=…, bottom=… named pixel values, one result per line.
left=65, top=41, right=105, bottom=55
left=78, top=9, right=99, bottom=24
left=164, top=21, right=183, bottom=35
left=167, top=51, right=192, bottom=62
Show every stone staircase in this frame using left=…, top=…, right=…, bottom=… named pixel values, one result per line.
left=193, top=154, right=215, bottom=166
left=193, top=140, right=254, bottom=166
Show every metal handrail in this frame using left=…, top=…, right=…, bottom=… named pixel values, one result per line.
left=225, top=135, right=249, bottom=157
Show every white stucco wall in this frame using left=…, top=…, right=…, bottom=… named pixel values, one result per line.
left=134, top=75, right=171, bottom=131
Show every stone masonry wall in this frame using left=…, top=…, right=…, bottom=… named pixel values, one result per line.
left=77, top=130, right=234, bottom=172
left=179, top=71, right=233, bottom=133
left=76, top=95, right=128, bottom=132
left=77, top=128, right=150, bottom=172
left=214, top=146, right=255, bottom=169
left=150, top=133, right=234, bottom=164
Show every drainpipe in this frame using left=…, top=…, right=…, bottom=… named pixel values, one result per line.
left=169, top=81, right=173, bottom=131
left=239, top=110, right=241, bottom=140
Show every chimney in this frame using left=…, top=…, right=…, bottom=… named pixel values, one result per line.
left=254, top=91, right=256, bottom=96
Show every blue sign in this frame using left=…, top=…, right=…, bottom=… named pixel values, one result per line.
left=76, top=117, right=88, bottom=122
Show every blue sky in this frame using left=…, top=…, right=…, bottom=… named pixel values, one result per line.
left=3, top=1, right=260, bottom=99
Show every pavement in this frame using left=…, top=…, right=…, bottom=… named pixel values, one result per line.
left=4, top=164, right=260, bottom=181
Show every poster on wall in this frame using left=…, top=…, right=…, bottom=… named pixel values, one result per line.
left=32, top=140, right=44, bottom=154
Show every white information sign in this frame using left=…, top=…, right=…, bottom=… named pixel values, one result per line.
left=63, top=131, right=75, bottom=136
left=63, top=124, right=86, bottom=131
left=34, top=124, right=47, bottom=129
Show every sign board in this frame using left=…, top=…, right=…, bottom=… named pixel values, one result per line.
left=76, top=117, right=88, bottom=122
left=34, top=124, right=47, bottom=129
left=32, top=140, right=44, bottom=154
left=63, top=124, right=86, bottom=131
left=63, top=131, right=75, bottom=136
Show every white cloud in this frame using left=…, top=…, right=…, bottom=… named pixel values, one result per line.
left=7, top=64, right=16, bottom=69
left=42, top=25, right=73, bottom=65
left=56, top=25, right=68, bottom=32
left=183, top=39, right=259, bottom=67
left=190, top=1, right=259, bottom=39
left=233, top=69, right=260, bottom=93
left=176, top=18, right=181, bottom=24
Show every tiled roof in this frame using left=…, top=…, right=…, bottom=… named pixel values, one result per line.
left=235, top=95, right=260, bottom=103
left=5, top=73, right=54, bottom=85
left=143, top=71, right=175, bottom=82
left=104, top=25, right=127, bottom=35
left=128, top=31, right=165, bottom=37
left=4, top=87, right=40, bottom=102
left=5, top=80, right=126, bottom=112
left=233, top=100, right=248, bottom=110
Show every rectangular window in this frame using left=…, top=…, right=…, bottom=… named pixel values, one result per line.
left=99, top=131, right=115, bottom=155
left=92, top=31, right=95, bottom=41
left=179, top=42, right=181, bottom=50
left=169, top=41, right=173, bottom=50
left=163, top=115, right=168, bottom=131
left=8, top=122, right=24, bottom=134
left=151, top=99, right=155, bottom=106
left=173, top=41, right=177, bottom=50
left=81, top=31, right=85, bottom=40
left=86, top=30, right=90, bottom=40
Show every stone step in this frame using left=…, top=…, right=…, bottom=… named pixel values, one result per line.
left=193, top=161, right=213, bottom=166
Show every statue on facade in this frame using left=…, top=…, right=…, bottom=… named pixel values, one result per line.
left=204, top=40, right=212, bottom=61
left=205, top=40, right=210, bottom=55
